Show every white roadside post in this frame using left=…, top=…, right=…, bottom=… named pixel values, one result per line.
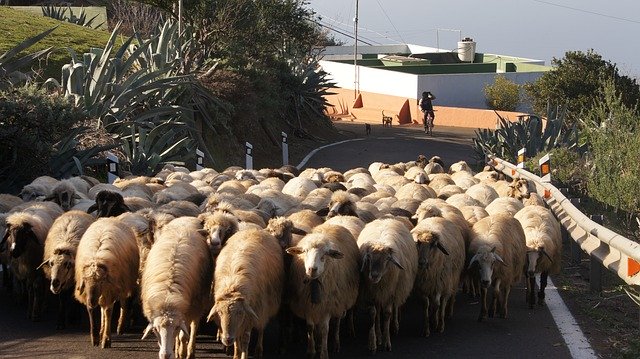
left=196, top=148, right=204, bottom=171
left=245, top=142, right=253, bottom=170
left=517, top=148, right=526, bottom=169
left=106, top=152, right=119, bottom=184
left=282, top=132, right=289, bottom=166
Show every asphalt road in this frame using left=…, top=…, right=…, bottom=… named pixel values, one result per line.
left=0, top=122, right=574, bottom=359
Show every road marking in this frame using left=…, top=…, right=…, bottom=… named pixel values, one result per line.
left=296, top=139, right=364, bottom=170
left=546, top=276, right=597, bottom=359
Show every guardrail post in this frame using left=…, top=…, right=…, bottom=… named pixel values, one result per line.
left=589, top=214, right=604, bottom=293
left=196, top=148, right=204, bottom=171
left=281, top=132, right=289, bottom=166
left=106, top=152, right=119, bottom=184
left=569, top=198, right=582, bottom=265
left=245, top=142, right=253, bottom=170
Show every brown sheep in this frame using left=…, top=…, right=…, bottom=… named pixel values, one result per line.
left=286, top=223, right=360, bottom=358
left=357, top=218, right=418, bottom=353
left=40, top=210, right=94, bottom=328
left=207, top=229, right=284, bottom=359
left=75, top=217, right=139, bottom=347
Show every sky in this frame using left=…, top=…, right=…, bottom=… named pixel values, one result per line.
left=305, top=0, right=640, bottom=78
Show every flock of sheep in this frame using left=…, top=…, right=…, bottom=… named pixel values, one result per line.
left=0, top=154, right=563, bottom=359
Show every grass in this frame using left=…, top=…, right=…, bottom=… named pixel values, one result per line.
left=10, top=6, right=108, bottom=30
left=0, top=6, right=114, bottom=81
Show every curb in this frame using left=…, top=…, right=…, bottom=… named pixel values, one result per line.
left=296, top=138, right=365, bottom=170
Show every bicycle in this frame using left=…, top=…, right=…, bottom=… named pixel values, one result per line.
left=423, top=110, right=435, bottom=135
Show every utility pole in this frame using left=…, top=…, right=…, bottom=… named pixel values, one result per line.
left=353, top=0, right=359, bottom=99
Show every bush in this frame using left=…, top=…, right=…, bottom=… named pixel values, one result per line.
left=484, top=75, right=520, bottom=111
left=0, top=85, right=87, bottom=193
left=526, top=147, right=587, bottom=195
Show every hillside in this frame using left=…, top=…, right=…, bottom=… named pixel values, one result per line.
left=0, top=6, right=112, bottom=80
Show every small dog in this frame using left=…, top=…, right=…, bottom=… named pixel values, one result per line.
left=382, top=110, right=393, bottom=127
left=365, top=123, right=372, bottom=136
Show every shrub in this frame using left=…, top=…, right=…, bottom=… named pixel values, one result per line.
left=526, top=147, right=587, bottom=195
left=484, top=75, right=520, bottom=111
left=0, top=85, right=86, bottom=192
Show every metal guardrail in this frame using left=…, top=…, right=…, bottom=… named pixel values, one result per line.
left=488, top=155, right=640, bottom=286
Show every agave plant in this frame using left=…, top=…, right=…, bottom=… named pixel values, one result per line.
left=0, top=27, right=56, bottom=89
left=49, top=126, right=120, bottom=178
left=41, top=5, right=103, bottom=29
left=41, top=5, right=68, bottom=21
left=473, top=103, right=579, bottom=162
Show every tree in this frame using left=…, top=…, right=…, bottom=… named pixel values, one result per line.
left=484, top=75, right=520, bottom=111
left=524, top=50, right=640, bottom=125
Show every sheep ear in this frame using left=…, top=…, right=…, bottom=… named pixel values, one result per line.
left=494, top=252, right=506, bottom=266
left=77, top=279, right=85, bottom=295
left=291, top=227, right=307, bottom=236
left=180, top=321, right=190, bottom=337
left=197, top=229, right=209, bottom=238
left=468, top=253, right=480, bottom=269
left=360, top=253, right=369, bottom=272
left=315, top=208, right=329, bottom=217
left=389, top=255, right=405, bottom=270
left=326, top=249, right=343, bottom=259
left=142, top=323, right=154, bottom=340
left=285, top=247, right=303, bottom=255
left=540, top=248, right=553, bottom=263
left=243, top=301, right=259, bottom=323
left=86, top=203, right=97, bottom=214
left=207, top=303, right=218, bottom=323
left=37, top=259, right=50, bottom=270
left=436, top=241, right=450, bottom=256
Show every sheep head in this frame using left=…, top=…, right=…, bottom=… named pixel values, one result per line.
left=412, top=231, right=449, bottom=269
left=3, top=220, right=38, bottom=259
left=19, top=184, right=49, bottom=202
left=207, top=296, right=258, bottom=347
left=508, top=178, right=531, bottom=200
left=326, top=191, right=358, bottom=218
left=360, top=245, right=404, bottom=284
left=78, top=262, right=108, bottom=308
left=46, top=181, right=80, bottom=211
left=267, top=217, right=307, bottom=250
left=40, top=248, right=75, bottom=294
left=198, top=212, right=239, bottom=254
left=468, top=246, right=506, bottom=288
left=87, top=191, right=130, bottom=218
left=142, top=314, right=189, bottom=359
left=286, top=236, right=343, bottom=280
left=526, top=246, right=553, bottom=277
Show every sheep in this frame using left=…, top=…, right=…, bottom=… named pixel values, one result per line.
left=323, top=170, right=346, bottom=184
left=74, top=217, right=140, bottom=347
left=411, top=216, right=466, bottom=336
left=427, top=174, right=455, bottom=191
left=88, top=184, right=122, bottom=200
left=459, top=205, right=489, bottom=226
left=217, top=179, right=249, bottom=195
left=474, top=169, right=500, bottom=183
left=449, top=160, right=474, bottom=174
left=123, top=196, right=156, bottom=212
left=389, top=198, right=421, bottom=216
left=325, top=215, right=366, bottom=241
left=286, top=209, right=324, bottom=243
left=207, top=229, right=284, bottom=359
left=323, top=191, right=376, bottom=223
left=141, top=217, right=213, bottom=359
left=485, top=197, right=525, bottom=217
left=155, top=200, right=201, bottom=218
left=523, top=192, right=546, bottom=207
left=282, top=177, right=318, bottom=200
left=357, top=218, right=418, bottom=353
left=424, top=161, right=444, bottom=175
left=202, top=192, right=256, bottom=212
left=446, top=193, right=483, bottom=209
left=395, top=182, right=436, bottom=202
left=1, top=202, right=63, bottom=320
left=120, top=183, right=155, bottom=201
left=347, top=172, right=376, bottom=189
left=116, top=212, right=154, bottom=278
left=450, top=171, right=480, bottom=190
left=299, top=188, right=333, bottom=211
left=514, top=205, right=562, bottom=308
left=44, top=179, right=90, bottom=211
left=493, top=178, right=533, bottom=200
left=468, top=213, right=527, bottom=321
left=40, top=210, right=94, bottom=328
left=153, top=182, right=201, bottom=205
left=113, top=176, right=164, bottom=189
left=343, top=167, right=369, bottom=181
left=0, top=193, right=23, bottom=212
left=19, top=175, right=59, bottom=201
left=465, top=183, right=499, bottom=207
left=286, top=223, right=360, bottom=358
left=87, top=190, right=131, bottom=218
left=403, top=166, right=427, bottom=182
left=437, top=184, right=465, bottom=200
left=253, top=190, right=301, bottom=221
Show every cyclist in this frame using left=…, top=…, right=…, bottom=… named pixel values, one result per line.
left=419, top=91, right=436, bottom=135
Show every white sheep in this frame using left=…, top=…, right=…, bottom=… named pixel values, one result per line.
left=207, top=229, right=284, bottom=359
left=468, top=213, right=526, bottom=321
left=436, top=184, right=465, bottom=200
left=286, top=223, right=361, bottom=358
left=445, top=193, right=483, bottom=209
left=357, top=218, right=418, bottom=353
left=450, top=171, right=480, bottom=190
left=514, top=205, right=562, bottom=308
left=465, top=183, right=499, bottom=207
left=485, top=197, right=525, bottom=217
left=523, top=192, right=546, bottom=207
left=449, top=160, right=474, bottom=174
left=19, top=175, right=59, bottom=201
left=40, top=210, right=94, bottom=328
left=411, top=216, right=466, bottom=336
left=427, top=173, right=455, bottom=191
left=74, top=217, right=140, bottom=347
left=395, top=182, right=436, bottom=202
left=459, top=205, right=489, bottom=226
left=141, top=217, right=213, bottom=359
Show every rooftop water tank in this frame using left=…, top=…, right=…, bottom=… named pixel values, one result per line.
left=457, top=37, right=476, bottom=63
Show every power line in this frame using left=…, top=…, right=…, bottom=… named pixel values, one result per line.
left=532, top=0, right=640, bottom=24
left=375, top=0, right=406, bottom=44
left=314, top=19, right=377, bottom=45
left=319, top=14, right=403, bottom=44
left=318, top=19, right=381, bottom=45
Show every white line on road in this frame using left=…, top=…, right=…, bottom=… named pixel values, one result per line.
left=546, top=276, right=597, bottom=359
left=296, top=139, right=364, bottom=170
